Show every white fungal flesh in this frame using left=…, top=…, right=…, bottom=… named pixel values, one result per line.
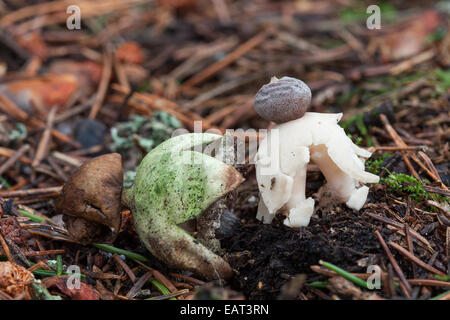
left=255, top=112, right=380, bottom=228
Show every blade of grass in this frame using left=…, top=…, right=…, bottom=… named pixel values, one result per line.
left=308, top=281, right=329, bottom=288
left=434, top=275, right=450, bottom=281
left=146, top=289, right=189, bottom=300
left=0, top=176, right=11, bottom=189
left=320, top=260, right=369, bottom=289
left=32, top=268, right=85, bottom=278
left=430, top=290, right=450, bottom=300
left=18, top=209, right=45, bottom=223
left=92, top=243, right=148, bottom=262
left=149, top=278, right=176, bottom=300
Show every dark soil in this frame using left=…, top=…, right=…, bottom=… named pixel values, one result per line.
left=223, top=200, right=378, bottom=299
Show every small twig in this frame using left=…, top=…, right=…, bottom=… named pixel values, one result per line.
left=367, top=213, right=434, bottom=253
left=0, top=144, right=30, bottom=176
left=113, top=55, right=130, bottom=92
left=380, top=114, right=419, bottom=180
left=151, top=269, right=179, bottom=296
left=447, top=227, right=449, bottom=276
left=113, top=254, right=136, bottom=283
left=0, top=232, right=12, bottom=261
left=47, top=157, right=68, bottom=182
left=390, top=49, right=435, bottom=75
left=89, top=49, right=113, bottom=119
left=388, top=241, right=446, bottom=277
left=374, top=230, right=412, bottom=298
left=173, top=282, right=193, bottom=290
left=0, top=186, right=62, bottom=199
left=68, top=145, right=103, bottom=157
left=0, top=147, right=32, bottom=165
left=146, top=289, right=189, bottom=300
left=418, top=151, right=447, bottom=190
left=409, top=153, right=441, bottom=186
left=404, top=224, right=418, bottom=279
left=32, top=107, right=56, bottom=167
left=168, top=272, right=205, bottom=286
left=51, top=152, right=83, bottom=167
left=423, top=186, right=450, bottom=198
left=55, top=96, right=96, bottom=123
left=182, top=31, right=267, bottom=90
left=408, top=279, right=450, bottom=287
left=25, top=249, right=65, bottom=257
left=133, top=260, right=182, bottom=299
left=372, top=146, right=427, bottom=151
left=27, top=260, right=48, bottom=273
left=125, top=271, right=152, bottom=299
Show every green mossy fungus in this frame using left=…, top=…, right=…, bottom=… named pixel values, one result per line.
left=123, top=133, right=244, bottom=280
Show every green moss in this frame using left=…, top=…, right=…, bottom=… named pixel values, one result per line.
left=381, top=172, right=450, bottom=203
left=366, top=153, right=391, bottom=175
left=341, top=113, right=374, bottom=147
left=382, top=173, right=427, bottom=201
left=427, top=27, right=446, bottom=43
left=435, top=69, right=450, bottom=94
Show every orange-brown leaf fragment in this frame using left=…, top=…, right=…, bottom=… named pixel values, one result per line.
left=116, top=41, right=145, bottom=65
left=48, top=60, right=103, bottom=91
left=0, top=74, right=79, bottom=118
left=16, top=32, right=48, bottom=60
left=43, top=277, right=99, bottom=300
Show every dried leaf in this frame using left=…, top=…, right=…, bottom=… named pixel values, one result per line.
left=372, top=10, right=440, bottom=62
left=0, top=74, right=79, bottom=118
left=48, top=60, right=103, bottom=91
left=43, top=277, right=99, bottom=300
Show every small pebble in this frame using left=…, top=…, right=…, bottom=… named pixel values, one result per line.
left=75, top=119, right=107, bottom=149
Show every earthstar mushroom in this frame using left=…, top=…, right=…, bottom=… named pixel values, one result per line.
left=254, top=77, right=379, bottom=228
left=122, top=133, right=244, bottom=280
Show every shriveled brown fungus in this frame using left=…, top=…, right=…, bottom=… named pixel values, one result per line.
left=55, top=153, right=123, bottom=244
left=0, top=261, right=34, bottom=300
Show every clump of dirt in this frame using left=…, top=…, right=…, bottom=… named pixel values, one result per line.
left=222, top=199, right=384, bottom=300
